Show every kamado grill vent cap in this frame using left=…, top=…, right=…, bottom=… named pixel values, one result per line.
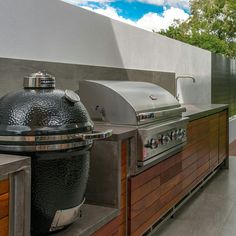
left=24, top=71, right=55, bottom=89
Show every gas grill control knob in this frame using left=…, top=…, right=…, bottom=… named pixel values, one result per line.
left=150, top=138, right=158, bottom=149
left=161, top=135, right=170, bottom=145
left=181, top=129, right=186, bottom=137
left=177, top=129, right=186, bottom=140
left=145, top=138, right=158, bottom=149
left=171, top=130, right=178, bottom=140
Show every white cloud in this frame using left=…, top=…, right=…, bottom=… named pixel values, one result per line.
left=138, top=0, right=165, bottom=5
left=136, top=7, right=189, bottom=31
left=62, top=0, right=111, bottom=5
left=165, top=0, right=189, bottom=9
left=137, top=0, right=189, bottom=8
left=63, top=0, right=189, bottom=8
left=63, top=0, right=189, bottom=32
left=80, top=5, right=189, bottom=32
left=82, top=5, right=136, bottom=26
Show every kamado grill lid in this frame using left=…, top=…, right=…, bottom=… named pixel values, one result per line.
left=0, top=72, right=112, bottom=152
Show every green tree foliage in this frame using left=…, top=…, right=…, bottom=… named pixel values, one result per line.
left=159, top=0, right=236, bottom=58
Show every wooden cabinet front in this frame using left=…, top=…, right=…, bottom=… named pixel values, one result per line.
left=0, top=178, right=9, bottom=236
left=128, top=110, right=228, bottom=236
left=219, top=110, right=228, bottom=163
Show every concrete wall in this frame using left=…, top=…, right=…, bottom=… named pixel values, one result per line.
left=0, top=58, right=175, bottom=97
left=212, top=54, right=236, bottom=116
left=211, top=54, right=236, bottom=143
left=0, top=0, right=211, bottom=104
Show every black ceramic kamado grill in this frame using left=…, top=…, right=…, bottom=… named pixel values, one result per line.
left=79, top=80, right=189, bottom=173
left=0, top=72, right=112, bottom=235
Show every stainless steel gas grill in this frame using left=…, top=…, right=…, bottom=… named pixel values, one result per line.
left=79, top=80, right=188, bottom=169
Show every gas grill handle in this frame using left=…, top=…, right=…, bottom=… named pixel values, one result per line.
left=77, top=129, right=113, bottom=141
left=137, top=107, right=186, bottom=121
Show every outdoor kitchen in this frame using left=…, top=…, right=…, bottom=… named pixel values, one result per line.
left=0, top=71, right=229, bottom=236
left=0, top=1, right=235, bottom=236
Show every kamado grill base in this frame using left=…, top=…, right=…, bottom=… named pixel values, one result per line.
left=30, top=147, right=90, bottom=235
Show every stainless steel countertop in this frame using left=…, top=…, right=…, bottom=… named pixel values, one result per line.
left=183, top=104, right=228, bottom=121
left=94, top=123, right=137, bottom=141
left=94, top=104, right=229, bottom=140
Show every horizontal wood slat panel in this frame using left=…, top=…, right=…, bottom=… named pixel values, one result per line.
left=197, top=154, right=210, bottom=168
left=182, top=153, right=198, bottom=169
left=131, top=176, right=160, bottom=204
left=130, top=164, right=161, bottom=192
left=160, top=153, right=181, bottom=173
left=132, top=189, right=184, bottom=236
left=129, top=197, right=162, bottom=233
left=129, top=187, right=160, bottom=219
left=0, top=179, right=9, bottom=196
left=112, top=230, right=119, bottom=236
left=0, top=217, right=8, bottom=236
left=160, top=173, right=182, bottom=196
left=92, top=216, right=121, bottom=236
left=160, top=162, right=182, bottom=184
left=182, top=162, right=198, bottom=179
left=181, top=141, right=199, bottom=159
left=159, top=182, right=182, bottom=207
left=0, top=193, right=9, bottom=219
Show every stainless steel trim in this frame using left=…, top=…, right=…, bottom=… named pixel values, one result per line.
left=0, top=140, right=92, bottom=152
left=137, top=107, right=186, bottom=122
left=0, top=134, right=78, bottom=142
left=50, top=198, right=85, bottom=232
left=137, top=142, right=186, bottom=167
left=24, top=71, right=55, bottom=89
left=0, top=129, right=112, bottom=143
left=137, top=117, right=188, bottom=163
left=77, top=129, right=113, bottom=141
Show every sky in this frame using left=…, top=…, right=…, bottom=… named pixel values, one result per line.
left=62, top=0, right=190, bottom=32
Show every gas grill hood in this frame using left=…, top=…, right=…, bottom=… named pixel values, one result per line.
left=79, top=80, right=185, bottom=125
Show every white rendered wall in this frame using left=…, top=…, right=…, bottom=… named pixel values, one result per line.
left=0, top=0, right=211, bottom=104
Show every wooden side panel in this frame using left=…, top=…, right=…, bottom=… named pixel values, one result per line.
left=0, top=193, right=9, bottom=219
left=0, top=179, right=9, bottom=236
left=92, top=140, right=128, bottom=236
left=0, top=217, right=8, bottom=236
left=0, top=179, right=9, bottom=196
left=210, top=114, right=219, bottom=170
left=129, top=111, right=228, bottom=236
left=219, top=110, right=227, bottom=164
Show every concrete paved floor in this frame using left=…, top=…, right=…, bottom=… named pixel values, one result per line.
left=154, top=157, right=236, bottom=236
